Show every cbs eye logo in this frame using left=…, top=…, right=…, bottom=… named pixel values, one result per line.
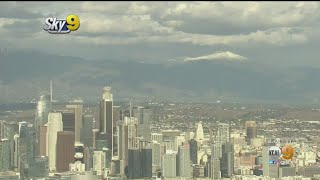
left=43, top=14, right=80, bottom=34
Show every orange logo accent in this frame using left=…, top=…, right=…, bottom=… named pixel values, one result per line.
left=281, top=145, right=294, bottom=160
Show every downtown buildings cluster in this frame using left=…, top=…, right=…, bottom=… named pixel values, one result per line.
left=1, top=86, right=320, bottom=179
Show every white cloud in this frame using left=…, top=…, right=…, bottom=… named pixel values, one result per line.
left=184, top=51, right=247, bottom=62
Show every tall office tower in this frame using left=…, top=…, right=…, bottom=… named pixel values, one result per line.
left=177, top=143, right=192, bottom=178
left=195, top=121, right=204, bottom=141
left=59, top=109, right=75, bottom=132
left=133, top=106, right=152, bottom=141
left=217, top=123, right=230, bottom=144
left=189, top=139, right=198, bottom=164
left=47, top=112, right=63, bottom=172
left=56, top=131, right=75, bottom=172
left=93, top=151, right=106, bottom=176
left=113, top=106, right=121, bottom=157
left=0, top=122, right=16, bottom=168
left=151, top=133, right=163, bottom=143
left=141, top=148, right=152, bottom=178
left=221, top=142, right=234, bottom=177
left=84, top=147, right=94, bottom=171
left=0, top=139, right=11, bottom=172
left=13, top=134, right=19, bottom=171
left=39, top=125, right=47, bottom=156
left=174, top=135, right=185, bottom=152
left=81, top=115, right=94, bottom=148
left=245, top=121, right=257, bottom=144
left=35, top=94, right=52, bottom=156
left=152, top=141, right=161, bottom=168
left=212, top=141, right=222, bottom=159
left=162, top=151, right=177, bottom=178
left=18, top=122, right=36, bottom=179
left=66, top=104, right=83, bottom=143
left=127, top=148, right=141, bottom=179
left=100, top=86, right=113, bottom=156
left=210, top=157, right=221, bottom=179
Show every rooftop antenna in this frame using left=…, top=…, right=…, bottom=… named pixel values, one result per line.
left=50, top=80, right=53, bottom=102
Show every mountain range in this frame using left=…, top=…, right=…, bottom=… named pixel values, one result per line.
left=1, top=50, right=320, bottom=104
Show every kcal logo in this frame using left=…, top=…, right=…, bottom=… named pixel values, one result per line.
left=43, top=14, right=80, bottom=34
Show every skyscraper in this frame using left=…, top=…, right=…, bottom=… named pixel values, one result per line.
left=56, top=131, right=75, bottom=172
left=177, top=143, right=192, bottom=178
left=195, top=121, right=204, bottom=141
left=39, top=125, right=47, bottom=157
left=127, top=148, right=141, bottom=179
left=133, top=106, right=151, bottom=141
left=93, top=150, right=106, bottom=176
left=141, top=148, right=152, bottom=178
left=221, top=142, right=234, bottom=177
left=217, top=123, right=230, bottom=144
left=100, top=86, right=113, bottom=156
left=81, top=115, right=94, bottom=148
left=189, top=139, right=198, bottom=164
left=152, top=141, right=161, bottom=168
left=162, top=151, right=177, bottom=178
left=66, top=104, right=83, bottom=143
left=19, top=122, right=36, bottom=179
left=35, top=94, right=52, bottom=156
left=0, top=139, right=11, bottom=172
left=47, top=112, right=63, bottom=172
left=245, top=121, right=257, bottom=144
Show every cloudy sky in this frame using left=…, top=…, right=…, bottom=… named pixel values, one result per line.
left=1, top=1, right=320, bottom=67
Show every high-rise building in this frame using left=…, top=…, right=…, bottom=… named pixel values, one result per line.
left=39, top=125, right=47, bottom=157
left=59, top=110, right=75, bottom=132
left=47, top=112, right=63, bottom=172
left=34, top=94, right=52, bottom=156
left=100, top=86, right=113, bottom=156
left=0, top=139, right=11, bottom=172
left=152, top=141, right=161, bottom=168
left=56, top=131, right=75, bottom=172
left=81, top=115, right=94, bottom=148
left=127, top=148, right=141, bottom=179
left=177, top=143, right=192, bottom=178
left=189, top=139, right=198, bottom=164
left=18, top=122, right=36, bottom=179
left=174, top=135, right=185, bottom=152
left=162, top=151, right=177, bottom=178
left=83, top=147, right=94, bottom=171
left=195, top=121, right=204, bottom=141
left=66, top=104, right=83, bottom=143
left=217, top=123, right=230, bottom=144
left=13, top=134, right=19, bottom=171
left=221, top=142, right=234, bottom=177
left=133, top=106, right=151, bottom=141
left=141, top=148, right=152, bottom=178
left=93, top=151, right=105, bottom=176
left=245, top=121, right=257, bottom=144
left=210, top=157, right=221, bottom=179
left=113, top=106, right=121, bottom=157
left=0, top=122, right=16, bottom=168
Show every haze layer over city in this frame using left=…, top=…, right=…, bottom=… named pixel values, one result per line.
left=1, top=1, right=320, bottom=180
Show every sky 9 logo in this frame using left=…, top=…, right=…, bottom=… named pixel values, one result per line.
left=43, top=14, right=80, bottom=34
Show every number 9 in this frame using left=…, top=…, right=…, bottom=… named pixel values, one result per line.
left=66, top=14, right=80, bottom=31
